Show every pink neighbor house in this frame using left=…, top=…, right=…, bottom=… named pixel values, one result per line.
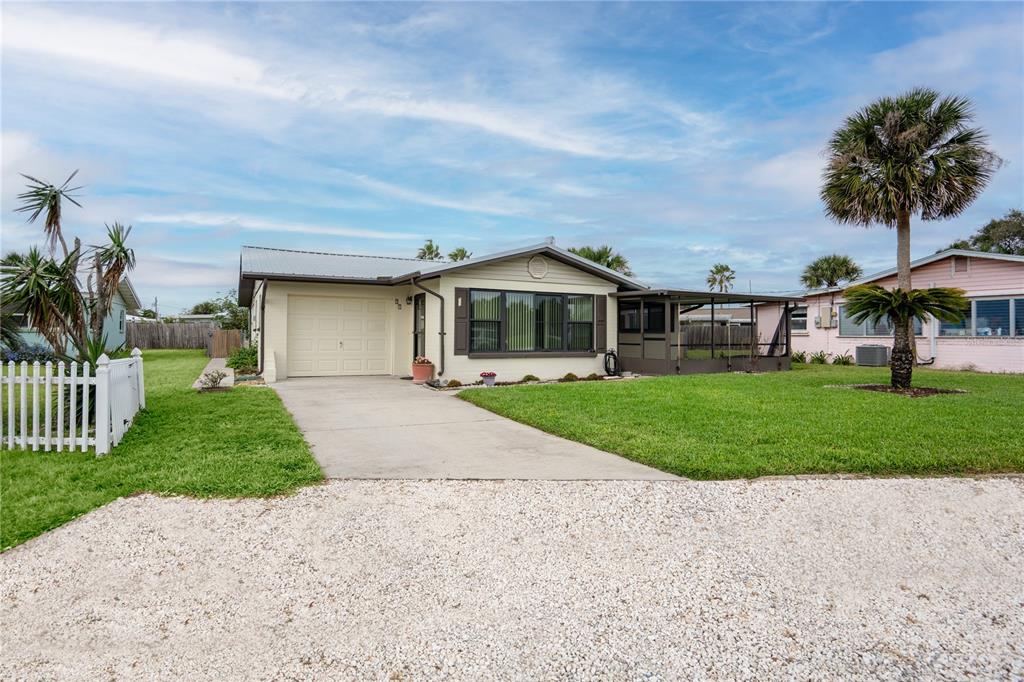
left=757, top=249, right=1024, bottom=373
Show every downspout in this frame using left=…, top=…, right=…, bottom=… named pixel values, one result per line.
left=917, top=278, right=937, bottom=366
left=411, top=277, right=445, bottom=377
left=258, top=279, right=268, bottom=374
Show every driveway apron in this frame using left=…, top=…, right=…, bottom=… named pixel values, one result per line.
left=273, top=376, right=676, bottom=480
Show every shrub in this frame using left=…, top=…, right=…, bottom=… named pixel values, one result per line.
left=790, top=350, right=807, bottom=364
left=226, top=346, right=258, bottom=371
left=832, top=352, right=854, bottom=366
left=521, top=374, right=540, bottom=383
left=809, top=351, right=830, bottom=364
left=199, top=369, right=228, bottom=389
left=1, top=343, right=59, bottom=364
left=445, top=379, right=463, bottom=388
left=558, top=372, right=579, bottom=383
left=584, top=373, right=603, bottom=381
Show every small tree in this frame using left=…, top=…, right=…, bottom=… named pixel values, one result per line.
left=946, top=209, right=1024, bottom=255
left=706, top=263, right=735, bottom=293
left=447, top=247, right=473, bottom=262
left=568, top=245, right=633, bottom=276
left=188, top=290, right=248, bottom=332
left=416, top=239, right=443, bottom=261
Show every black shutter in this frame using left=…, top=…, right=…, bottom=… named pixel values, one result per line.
left=595, top=295, right=607, bottom=352
left=454, top=288, right=469, bottom=355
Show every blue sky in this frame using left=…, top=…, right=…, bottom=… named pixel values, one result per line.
left=2, top=2, right=1022, bottom=313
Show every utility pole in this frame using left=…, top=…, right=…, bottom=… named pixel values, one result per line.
left=153, top=297, right=160, bottom=322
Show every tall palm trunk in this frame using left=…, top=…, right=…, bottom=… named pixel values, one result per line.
left=893, top=210, right=914, bottom=388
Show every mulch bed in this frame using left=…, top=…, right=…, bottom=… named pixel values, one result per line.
left=832, top=384, right=967, bottom=398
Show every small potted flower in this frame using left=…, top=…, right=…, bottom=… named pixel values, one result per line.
left=480, top=370, right=497, bottom=387
left=411, top=356, right=434, bottom=384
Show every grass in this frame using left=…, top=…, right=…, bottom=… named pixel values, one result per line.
left=1, top=350, right=322, bottom=550
left=460, top=364, right=1024, bottom=480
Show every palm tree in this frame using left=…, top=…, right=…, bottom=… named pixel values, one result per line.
left=845, top=286, right=969, bottom=386
left=416, top=239, right=443, bottom=261
left=801, top=254, right=863, bottom=313
left=822, top=88, right=1000, bottom=388
left=706, top=263, right=735, bottom=293
left=568, top=245, right=633, bottom=276
left=447, top=247, right=473, bottom=262
left=1, top=247, right=86, bottom=353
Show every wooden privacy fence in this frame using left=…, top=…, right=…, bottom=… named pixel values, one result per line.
left=127, top=321, right=214, bottom=350
left=0, top=349, right=146, bottom=456
left=209, top=329, right=242, bottom=358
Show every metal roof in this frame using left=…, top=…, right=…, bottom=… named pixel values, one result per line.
left=610, top=289, right=802, bottom=304
left=237, top=242, right=648, bottom=305
left=804, top=248, right=1024, bottom=296
left=240, top=245, right=431, bottom=281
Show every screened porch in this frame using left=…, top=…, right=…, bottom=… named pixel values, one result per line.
left=611, top=290, right=802, bottom=375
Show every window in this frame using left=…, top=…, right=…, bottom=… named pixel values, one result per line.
left=791, top=306, right=807, bottom=331
left=975, top=299, right=1010, bottom=336
left=119, top=309, right=125, bottom=333
left=643, top=302, right=666, bottom=334
left=567, top=295, right=594, bottom=351
left=839, top=305, right=924, bottom=336
left=470, top=290, right=501, bottom=352
left=1016, top=300, right=1024, bottom=337
left=469, top=290, right=595, bottom=353
left=619, top=301, right=640, bottom=333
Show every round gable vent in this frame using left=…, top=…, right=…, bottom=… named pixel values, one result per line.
left=527, top=255, right=549, bottom=279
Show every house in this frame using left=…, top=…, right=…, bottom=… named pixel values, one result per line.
left=238, top=242, right=801, bottom=383
left=8, top=278, right=142, bottom=353
left=757, top=249, right=1024, bottom=373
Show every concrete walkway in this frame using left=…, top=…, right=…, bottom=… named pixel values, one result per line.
left=191, top=357, right=234, bottom=390
left=273, top=376, right=676, bottom=480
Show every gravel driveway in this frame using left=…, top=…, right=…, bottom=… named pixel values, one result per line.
left=2, top=478, right=1022, bottom=680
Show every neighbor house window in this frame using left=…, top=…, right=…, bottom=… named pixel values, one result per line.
left=790, top=306, right=807, bottom=331
left=618, top=301, right=641, bottom=333
left=939, top=298, right=1023, bottom=337
left=838, top=305, right=923, bottom=336
left=975, top=299, right=1010, bottom=336
left=469, top=290, right=595, bottom=353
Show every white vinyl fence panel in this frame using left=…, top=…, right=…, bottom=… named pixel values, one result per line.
left=1, top=349, right=145, bottom=456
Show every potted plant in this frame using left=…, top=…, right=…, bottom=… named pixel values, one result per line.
left=480, top=371, right=497, bottom=387
left=411, top=356, right=434, bottom=384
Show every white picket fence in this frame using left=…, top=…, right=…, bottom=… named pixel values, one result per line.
left=1, top=349, right=145, bottom=456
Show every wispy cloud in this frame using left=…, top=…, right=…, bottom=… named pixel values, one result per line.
left=136, top=212, right=417, bottom=240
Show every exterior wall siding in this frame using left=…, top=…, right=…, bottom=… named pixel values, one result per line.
left=764, top=255, right=1024, bottom=373
left=14, top=291, right=129, bottom=354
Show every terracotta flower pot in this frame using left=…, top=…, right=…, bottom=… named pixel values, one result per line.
left=411, top=363, right=434, bottom=384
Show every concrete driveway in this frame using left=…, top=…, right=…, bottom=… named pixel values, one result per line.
left=273, top=376, right=676, bottom=480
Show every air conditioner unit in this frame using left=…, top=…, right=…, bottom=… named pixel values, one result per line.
left=856, top=345, right=890, bottom=367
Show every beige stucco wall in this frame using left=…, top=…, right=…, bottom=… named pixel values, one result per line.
left=258, top=254, right=622, bottom=383
left=434, top=255, right=619, bottom=383
left=261, top=280, right=415, bottom=382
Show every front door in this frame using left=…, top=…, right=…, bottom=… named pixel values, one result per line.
left=413, top=293, right=426, bottom=359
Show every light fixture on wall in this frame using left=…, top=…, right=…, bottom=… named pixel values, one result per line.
left=405, top=296, right=414, bottom=305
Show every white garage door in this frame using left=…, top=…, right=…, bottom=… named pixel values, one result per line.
left=287, top=296, right=390, bottom=376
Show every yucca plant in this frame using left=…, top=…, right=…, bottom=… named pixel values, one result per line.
left=843, top=285, right=968, bottom=387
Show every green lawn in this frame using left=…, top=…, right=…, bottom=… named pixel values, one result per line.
left=1, top=350, right=322, bottom=550
left=460, top=365, right=1024, bottom=480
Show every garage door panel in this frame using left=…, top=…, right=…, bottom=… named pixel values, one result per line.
left=287, top=295, right=390, bottom=377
